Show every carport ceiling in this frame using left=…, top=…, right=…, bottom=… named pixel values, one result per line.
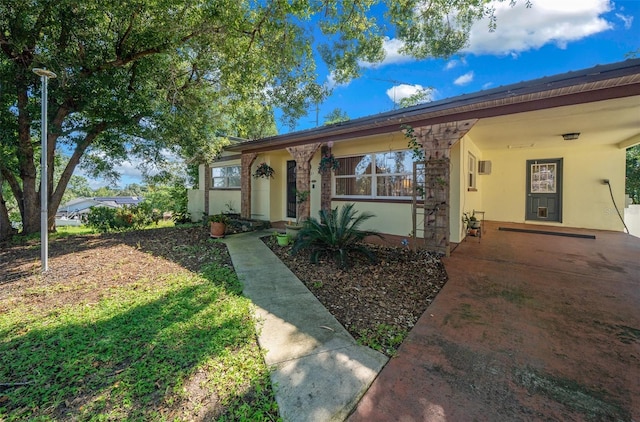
left=468, top=96, right=639, bottom=150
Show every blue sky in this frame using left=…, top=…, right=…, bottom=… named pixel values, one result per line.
left=99, top=0, right=639, bottom=188
left=282, top=0, right=639, bottom=132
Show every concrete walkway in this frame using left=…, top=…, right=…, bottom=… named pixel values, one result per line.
left=223, top=231, right=388, bottom=422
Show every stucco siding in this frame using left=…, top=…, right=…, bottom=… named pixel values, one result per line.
left=209, top=190, right=241, bottom=215
left=331, top=200, right=413, bottom=239
left=187, top=189, right=204, bottom=222
left=480, top=144, right=626, bottom=231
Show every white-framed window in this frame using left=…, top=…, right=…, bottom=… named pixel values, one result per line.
left=333, top=150, right=413, bottom=198
left=211, top=165, right=240, bottom=189
left=530, top=162, right=556, bottom=193
left=468, top=152, right=477, bottom=190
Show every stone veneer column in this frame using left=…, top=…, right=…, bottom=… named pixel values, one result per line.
left=319, top=145, right=332, bottom=213
left=286, top=143, right=321, bottom=221
left=241, top=153, right=258, bottom=219
left=417, top=119, right=477, bottom=256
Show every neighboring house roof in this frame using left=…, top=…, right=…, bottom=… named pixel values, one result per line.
left=58, top=196, right=144, bottom=214
left=93, top=196, right=144, bottom=206
left=226, top=58, right=640, bottom=153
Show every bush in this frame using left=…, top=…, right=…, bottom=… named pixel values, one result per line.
left=291, top=203, right=381, bottom=268
left=86, top=206, right=119, bottom=233
left=86, top=203, right=155, bottom=233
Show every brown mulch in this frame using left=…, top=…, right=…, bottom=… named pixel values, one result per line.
left=262, top=235, right=448, bottom=353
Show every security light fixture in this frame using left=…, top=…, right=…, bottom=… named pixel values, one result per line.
left=562, top=132, right=580, bottom=141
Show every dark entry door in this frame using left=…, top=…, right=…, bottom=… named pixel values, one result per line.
left=526, top=158, right=562, bottom=222
left=286, top=160, right=297, bottom=218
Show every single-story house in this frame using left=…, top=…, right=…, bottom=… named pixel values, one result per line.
left=188, top=58, right=640, bottom=255
left=57, top=196, right=145, bottom=219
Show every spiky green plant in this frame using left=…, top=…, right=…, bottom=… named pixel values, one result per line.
left=291, top=203, right=381, bottom=268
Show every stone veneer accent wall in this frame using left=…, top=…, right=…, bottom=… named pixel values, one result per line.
left=319, top=145, right=333, bottom=213
left=240, top=152, right=258, bottom=219
left=417, top=119, right=476, bottom=255
left=286, top=143, right=321, bottom=221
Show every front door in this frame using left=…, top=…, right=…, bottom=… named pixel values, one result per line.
left=286, top=160, right=297, bottom=218
left=526, top=158, right=562, bottom=222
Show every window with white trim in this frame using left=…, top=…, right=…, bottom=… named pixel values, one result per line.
left=333, top=150, right=413, bottom=198
left=468, top=152, right=477, bottom=190
left=211, top=165, right=241, bottom=189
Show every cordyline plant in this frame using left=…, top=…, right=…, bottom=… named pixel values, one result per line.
left=291, top=203, right=381, bottom=269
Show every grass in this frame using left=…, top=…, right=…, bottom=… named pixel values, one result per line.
left=0, top=237, right=279, bottom=421
left=357, top=323, right=407, bottom=357
left=11, top=220, right=178, bottom=244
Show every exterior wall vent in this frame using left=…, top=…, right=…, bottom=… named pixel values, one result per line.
left=478, top=160, right=492, bottom=175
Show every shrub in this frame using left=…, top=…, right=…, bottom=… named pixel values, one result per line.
left=86, top=206, right=119, bottom=233
left=86, top=203, right=156, bottom=233
left=291, top=203, right=381, bottom=268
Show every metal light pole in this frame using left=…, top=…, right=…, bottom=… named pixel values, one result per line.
left=32, top=68, right=57, bottom=272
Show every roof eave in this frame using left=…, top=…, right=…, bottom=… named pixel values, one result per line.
left=226, top=58, right=640, bottom=153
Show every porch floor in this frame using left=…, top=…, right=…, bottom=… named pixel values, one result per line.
left=349, top=221, right=640, bottom=421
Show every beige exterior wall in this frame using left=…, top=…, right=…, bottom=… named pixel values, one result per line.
left=191, top=160, right=242, bottom=220
left=188, top=118, right=627, bottom=236
left=450, top=141, right=463, bottom=243
left=478, top=143, right=626, bottom=231
left=209, top=190, right=241, bottom=215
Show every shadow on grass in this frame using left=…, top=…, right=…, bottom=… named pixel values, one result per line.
left=0, top=226, right=221, bottom=284
left=0, top=266, right=263, bottom=420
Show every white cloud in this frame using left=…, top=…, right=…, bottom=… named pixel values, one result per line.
left=360, top=37, right=415, bottom=68
left=616, top=13, right=633, bottom=30
left=386, top=84, right=434, bottom=104
left=454, top=72, right=474, bottom=86
left=445, top=60, right=459, bottom=70
left=326, top=71, right=350, bottom=89
left=464, top=0, right=614, bottom=55
left=482, top=82, right=494, bottom=90
left=444, top=57, right=467, bottom=70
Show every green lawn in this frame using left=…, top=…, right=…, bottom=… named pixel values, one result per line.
left=0, top=228, right=279, bottom=421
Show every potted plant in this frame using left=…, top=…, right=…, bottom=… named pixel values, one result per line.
left=285, top=189, right=310, bottom=240
left=463, top=212, right=481, bottom=236
left=318, top=152, right=339, bottom=174
left=208, top=213, right=230, bottom=238
left=274, top=231, right=290, bottom=246
left=253, top=162, right=275, bottom=179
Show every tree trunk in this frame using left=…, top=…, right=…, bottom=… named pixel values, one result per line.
left=0, top=175, right=17, bottom=241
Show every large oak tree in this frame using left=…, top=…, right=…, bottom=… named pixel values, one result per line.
left=0, top=0, right=522, bottom=239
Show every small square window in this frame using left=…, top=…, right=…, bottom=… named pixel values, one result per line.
left=468, top=153, right=477, bottom=190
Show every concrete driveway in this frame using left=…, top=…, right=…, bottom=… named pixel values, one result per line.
left=350, top=222, right=640, bottom=421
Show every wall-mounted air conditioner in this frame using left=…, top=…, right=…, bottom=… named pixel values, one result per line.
left=478, top=160, right=492, bottom=175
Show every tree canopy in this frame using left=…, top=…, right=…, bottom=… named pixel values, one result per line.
left=627, top=145, right=640, bottom=204
left=0, top=0, right=525, bottom=238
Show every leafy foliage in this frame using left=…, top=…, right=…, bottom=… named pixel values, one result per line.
left=86, top=203, right=156, bottom=233
left=627, top=145, right=640, bottom=204
left=324, top=108, right=350, bottom=125
left=0, top=0, right=525, bottom=238
left=291, top=203, right=381, bottom=268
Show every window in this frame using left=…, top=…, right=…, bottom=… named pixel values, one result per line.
left=468, top=152, right=477, bottom=190
left=530, top=162, right=556, bottom=193
left=334, top=150, right=413, bottom=198
left=211, top=165, right=240, bottom=189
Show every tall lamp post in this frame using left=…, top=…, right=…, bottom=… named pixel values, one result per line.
left=33, top=68, right=57, bottom=272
